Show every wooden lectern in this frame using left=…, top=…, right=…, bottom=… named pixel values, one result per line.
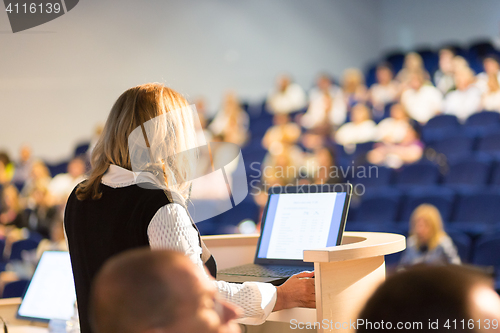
left=203, top=231, right=406, bottom=333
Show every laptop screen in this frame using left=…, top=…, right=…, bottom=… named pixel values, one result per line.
left=257, top=192, right=347, bottom=260
left=17, top=251, right=76, bottom=322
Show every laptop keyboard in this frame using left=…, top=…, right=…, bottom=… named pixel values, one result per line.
left=220, top=264, right=308, bottom=278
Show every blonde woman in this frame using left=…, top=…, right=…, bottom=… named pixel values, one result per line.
left=399, top=204, right=460, bottom=267
left=64, top=83, right=314, bottom=333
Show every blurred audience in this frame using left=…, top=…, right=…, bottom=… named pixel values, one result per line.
left=481, top=73, right=500, bottom=112
left=301, top=73, right=346, bottom=133
left=401, top=70, right=443, bottom=124
left=369, top=63, right=399, bottom=119
left=0, top=151, right=14, bottom=185
left=48, top=157, right=86, bottom=205
left=11, top=145, right=34, bottom=186
left=399, top=204, right=460, bottom=267
left=375, top=103, right=411, bottom=144
left=476, top=54, right=500, bottom=93
left=334, top=104, right=376, bottom=146
left=209, top=92, right=249, bottom=146
left=443, top=66, right=482, bottom=122
left=266, top=74, right=306, bottom=115
left=367, top=124, right=423, bottom=168
left=342, top=68, right=368, bottom=112
left=396, top=52, right=430, bottom=88
left=434, top=48, right=456, bottom=94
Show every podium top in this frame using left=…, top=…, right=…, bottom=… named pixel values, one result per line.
left=303, top=232, right=406, bottom=263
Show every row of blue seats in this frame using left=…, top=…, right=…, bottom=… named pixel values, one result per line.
left=350, top=187, right=500, bottom=235
left=353, top=159, right=500, bottom=189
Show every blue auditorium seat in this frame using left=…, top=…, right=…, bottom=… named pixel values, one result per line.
left=477, top=132, right=500, bottom=157
left=394, top=162, right=441, bottom=189
left=399, top=187, right=455, bottom=222
left=472, top=232, right=500, bottom=289
left=445, top=229, right=472, bottom=263
left=9, top=239, right=39, bottom=261
left=353, top=165, right=393, bottom=188
left=2, top=280, right=29, bottom=298
left=352, top=192, right=401, bottom=223
left=217, top=200, right=260, bottom=229
left=491, top=163, right=500, bottom=187
left=451, top=192, right=500, bottom=235
left=422, top=114, right=460, bottom=143
left=46, top=160, right=69, bottom=177
left=444, top=157, right=492, bottom=190
left=74, top=142, right=90, bottom=157
left=429, top=135, right=474, bottom=163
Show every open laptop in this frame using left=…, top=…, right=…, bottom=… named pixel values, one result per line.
left=217, top=184, right=352, bottom=285
left=17, top=251, right=76, bottom=323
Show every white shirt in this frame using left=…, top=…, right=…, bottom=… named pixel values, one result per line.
left=267, top=83, right=307, bottom=114
left=101, top=165, right=277, bottom=325
left=401, top=85, right=443, bottom=124
left=443, top=86, right=482, bottom=122
left=302, top=87, right=347, bottom=128
left=476, top=71, right=500, bottom=93
left=376, top=118, right=410, bottom=143
left=334, top=120, right=377, bottom=146
left=482, top=90, right=500, bottom=112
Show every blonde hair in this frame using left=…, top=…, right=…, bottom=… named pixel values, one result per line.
left=342, top=68, right=365, bottom=94
left=409, top=204, right=447, bottom=250
left=76, top=83, right=194, bottom=200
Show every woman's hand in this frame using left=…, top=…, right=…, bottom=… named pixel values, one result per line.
left=273, top=271, right=316, bottom=311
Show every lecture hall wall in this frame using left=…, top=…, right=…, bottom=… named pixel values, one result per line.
left=1, top=0, right=499, bottom=161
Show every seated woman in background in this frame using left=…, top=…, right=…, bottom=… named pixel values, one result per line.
left=375, top=103, right=411, bottom=144
left=434, top=47, right=456, bottom=95
left=334, top=103, right=376, bottom=146
left=443, top=66, right=482, bottom=122
left=367, top=124, right=423, bottom=169
left=368, top=62, right=399, bottom=119
left=266, top=74, right=307, bottom=115
left=481, top=73, right=500, bottom=112
left=396, top=52, right=430, bottom=89
left=399, top=204, right=461, bottom=267
left=342, top=68, right=368, bottom=113
left=301, top=73, right=346, bottom=133
left=208, top=91, right=249, bottom=146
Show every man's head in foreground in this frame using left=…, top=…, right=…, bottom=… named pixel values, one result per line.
left=91, top=249, right=241, bottom=333
left=357, top=265, right=500, bottom=332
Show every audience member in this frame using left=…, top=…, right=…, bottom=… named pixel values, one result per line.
left=481, top=73, right=500, bottom=112
left=476, top=54, right=500, bottom=93
left=367, top=125, right=423, bottom=168
left=401, top=70, right=443, bottom=124
left=209, top=92, right=249, bottom=146
left=11, top=145, right=34, bottom=186
left=434, top=48, right=456, bottom=94
left=0, top=184, right=26, bottom=229
left=266, top=74, right=307, bottom=115
left=368, top=63, right=399, bottom=119
left=91, top=249, right=241, bottom=333
left=0, top=151, right=14, bottom=185
left=21, top=160, right=52, bottom=199
left=35, top=218, right=68, bottom=260
left=396, top=52, right=430, bottom=88
left=307, top=147, right=344, bottom=185
left=375, top=103, right=411, bottom=144
left=399, top=204, right=460, bottom=267
left=357, top=265, right=500, bottom=333
left=301, top=74, right=346, bottom=132
left=48, top=157, right=86, bottom=205
left=444, top=66, right=482, bottom=122
left=334, top=104, right=376, bottom=146
left=342, top=68, right=368, bottom=112
left=262, top=114, right=301, bottom=154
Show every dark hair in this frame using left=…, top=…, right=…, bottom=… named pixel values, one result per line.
left=90, top=249, right=186, bottom=333
left=483, top=53, right=500, bottom=64
left=377, top=62, right=394, bottom=73
left=0, top=152, right=11, bottom=166
left=357, top=265, right=493, bottom=333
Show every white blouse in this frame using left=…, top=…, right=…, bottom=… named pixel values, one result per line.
left=101, top=165, right=277, bottom=325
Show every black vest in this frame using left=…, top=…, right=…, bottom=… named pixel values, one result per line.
left=64, top=183, right=216, bottom=333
